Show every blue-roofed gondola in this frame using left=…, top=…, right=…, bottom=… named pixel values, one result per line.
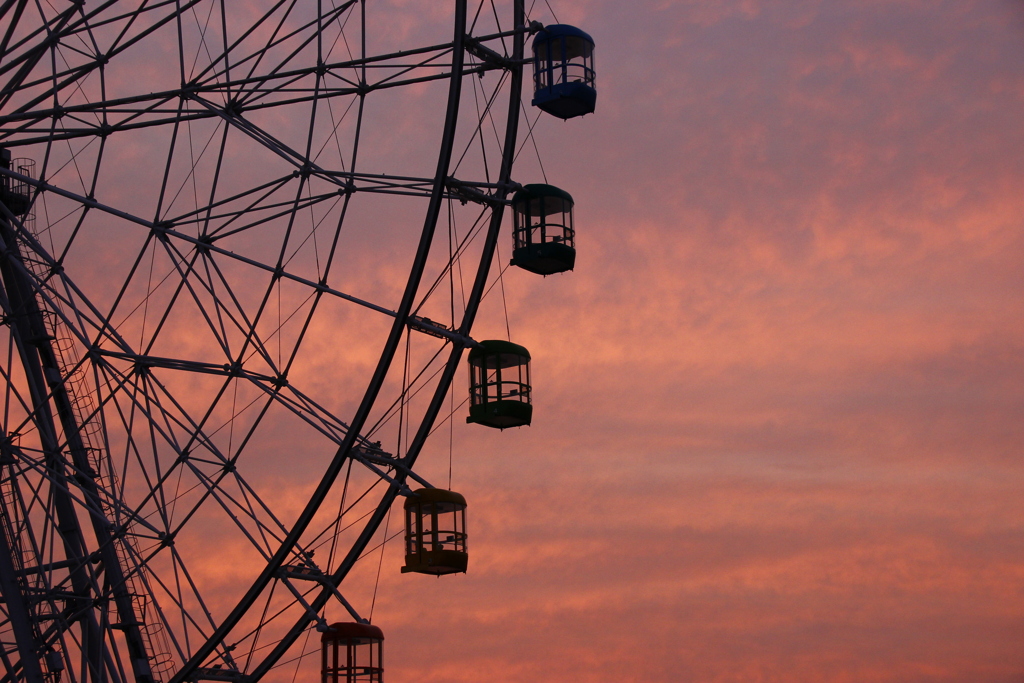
left=531, top=24, right=596, bottom=119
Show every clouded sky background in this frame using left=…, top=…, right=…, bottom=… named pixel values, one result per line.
left=7, top=0, right=1024, bottom=681
left=369, top=1, right=1024, bottom=681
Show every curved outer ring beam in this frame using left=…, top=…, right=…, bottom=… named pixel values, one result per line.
left=170, top=2, right=470, bottom=680
left=246, top=3, right=526, bottom=676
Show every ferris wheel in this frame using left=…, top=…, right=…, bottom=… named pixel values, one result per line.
left=0, top=1, right=596, bottom=682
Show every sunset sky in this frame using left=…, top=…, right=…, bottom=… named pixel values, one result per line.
left=371, top=0, right=1024, bottom=680
left=5, top=0, right=1024, bottom=681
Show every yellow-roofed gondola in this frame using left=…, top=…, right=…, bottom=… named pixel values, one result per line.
left=321, top=622, right=383, bottom=683
left=401, top=488, right=468, bottom=575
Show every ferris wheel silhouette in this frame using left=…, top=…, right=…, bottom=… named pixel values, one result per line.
left=0, top=1, right=596, bottom=681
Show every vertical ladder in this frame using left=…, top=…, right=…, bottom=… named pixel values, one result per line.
left=0, top=151, right=160, bottom=683
left=14, top=160, right=176, bottom=683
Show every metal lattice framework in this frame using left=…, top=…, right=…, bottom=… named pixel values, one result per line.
left=0, top=1, right=544, bottom=681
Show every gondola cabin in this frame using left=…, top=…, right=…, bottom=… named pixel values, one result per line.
left=531, top=24, right=596, bottom=119
left=402, top=488, right=468, bottom=575
left=321, top=622, right=383, bottom=683
left=511, top=184, right=575, bottom=275
left=467, top=340, right=532, bottom=429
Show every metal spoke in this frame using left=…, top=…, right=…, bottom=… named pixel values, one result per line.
left=0, top=1, right=538, bottom=681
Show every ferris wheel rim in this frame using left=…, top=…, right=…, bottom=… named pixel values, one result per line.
left=0, top=1, right=533, bottom=681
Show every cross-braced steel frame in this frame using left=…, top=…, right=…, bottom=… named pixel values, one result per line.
left=0, top=1, right=537, bottom=681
